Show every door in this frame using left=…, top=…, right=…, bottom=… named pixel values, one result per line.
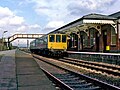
left=80, top=35, right=83, bottom=50
left=95, top=31, right=99, bottom=52
left=103, top=30, right=107, bottom=52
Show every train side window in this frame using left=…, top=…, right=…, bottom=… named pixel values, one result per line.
left=56, top=35, right=61, bottom=42
left=62, top=35, right=66, bottom=42
left=49, top=35, right=55, bottom=42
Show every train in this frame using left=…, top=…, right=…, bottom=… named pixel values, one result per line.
left=30, top=33, right=68, bottom=57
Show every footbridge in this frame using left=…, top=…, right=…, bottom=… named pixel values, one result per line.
left=8, top=34, right=45, bottom=49
left=8, top=34, right=45, bottom=42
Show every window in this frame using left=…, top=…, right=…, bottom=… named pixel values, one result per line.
left=44, top=37, right=48, bottom=43
left=111, top=27, right=116, bottom=45
left=62, top=35, right=66, bottom=42
left=81, top=32, right=88, bottom=47
left=90, top=29, right=95, bottom=46
left=49, top=35, right=55, bottom=42
left=83, top=35, right=88, bottom=47
left=56, top=35, right=61, bottom=42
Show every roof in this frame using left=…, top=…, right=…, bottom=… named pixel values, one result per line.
left=82, top=13, right=117, bottom=20
left=48, top=13, right=117, bottom=34
left=109, top=11, right=120, bottom=18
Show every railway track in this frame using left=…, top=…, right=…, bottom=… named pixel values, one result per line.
left=58, top=57, right=120, bottom=76
left=42, top=68, right=100, bottom=90
left=33, top=54, right=120, bottom=90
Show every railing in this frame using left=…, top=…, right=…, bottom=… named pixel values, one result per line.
left=8, top=34, right=45, bottom=42
left=67, top=51, right=120, bottom=65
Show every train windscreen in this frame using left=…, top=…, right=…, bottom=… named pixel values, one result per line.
left=62, top=35, right=66, bottom=42
left=49, top=35, right=55, bottom=42
left=56, top=35, right=61, bottom=42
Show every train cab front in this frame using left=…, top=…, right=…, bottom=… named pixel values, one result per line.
left=48, top=34, right=68, bottom=57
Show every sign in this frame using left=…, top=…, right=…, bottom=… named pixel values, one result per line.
left=106, top=46, right=110, bottom=51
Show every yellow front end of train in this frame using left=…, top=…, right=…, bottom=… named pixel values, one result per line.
left=48, top=34, right=67, bottom=51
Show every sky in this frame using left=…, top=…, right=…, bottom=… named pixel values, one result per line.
left=0, top=0, right=120, bottom=47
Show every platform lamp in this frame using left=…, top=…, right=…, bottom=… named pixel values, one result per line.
left=2, top=30, right=8, bottom=50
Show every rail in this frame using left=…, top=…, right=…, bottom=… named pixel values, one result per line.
left=59, top=57, right=120, bottom=76
left=33, top=54, right=120, bottom=90
left=41, top=67, right=73, bottom=90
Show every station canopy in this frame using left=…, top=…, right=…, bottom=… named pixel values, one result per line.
left=52, top=13, right=117, bottom=34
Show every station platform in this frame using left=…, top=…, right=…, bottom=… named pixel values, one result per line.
left=0, top=49, right=56, bottom=90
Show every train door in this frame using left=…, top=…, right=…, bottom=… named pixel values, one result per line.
left=103, top=30, right=107, bottom=52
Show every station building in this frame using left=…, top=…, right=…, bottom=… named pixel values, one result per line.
left=0, top=39, right=8, bottom=51
left=52, top=11, right=120, bottom=52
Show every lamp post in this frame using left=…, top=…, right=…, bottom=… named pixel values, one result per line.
left=2, top=31, right=8, bottom=50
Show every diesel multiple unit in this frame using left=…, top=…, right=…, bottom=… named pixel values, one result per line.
left=30, top=33, right=67, bottom=57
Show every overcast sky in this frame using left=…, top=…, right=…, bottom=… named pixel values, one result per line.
left=0, top=0, right=120, bottom=47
